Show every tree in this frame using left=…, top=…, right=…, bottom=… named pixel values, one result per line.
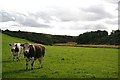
left=77, top=30, right=108, bottom=44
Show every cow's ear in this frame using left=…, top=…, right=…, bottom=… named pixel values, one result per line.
left=15, top=44, right=17, bottom=47
left=9, top=44, right=11, bottom=46
left=20, top=44, right=24, bottom=47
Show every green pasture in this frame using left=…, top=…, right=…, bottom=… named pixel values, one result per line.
left=2, top=33, right=118, bottom=78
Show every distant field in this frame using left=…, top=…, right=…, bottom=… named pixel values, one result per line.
left=54, top=42, right=119, bottom=49
left=2, top=34, right=118, bottom=78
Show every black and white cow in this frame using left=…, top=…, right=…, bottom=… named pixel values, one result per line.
left=9, top=43, right=22, bottom=61
left=21, top=42, right=45, bottom=70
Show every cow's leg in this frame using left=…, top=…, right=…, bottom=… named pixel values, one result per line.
left=18, top=48, right=22, bottom=60
left=26, top=58, right=29, bottom=70
left=13, top=55, right=15, bottom=61
left=17, top=52, right=20, bottom=61
left=16, top=57, right=20, bottom=61
left=16, top=52, right=19, bottom=61
left=38, top=56, right=44, bottom=68
left=31, top=57, right=34, bottom=70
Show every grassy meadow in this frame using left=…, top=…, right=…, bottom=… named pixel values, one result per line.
left=2, top=33, right=118, bottom=78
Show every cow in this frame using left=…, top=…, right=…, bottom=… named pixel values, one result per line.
left=9, top=43, right=22, bottom=61
left=21, top=42, right=45, bottom=70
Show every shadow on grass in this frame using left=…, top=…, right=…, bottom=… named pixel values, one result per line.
left=2, top=60, right=13, bottom=63
left=2, top=67, right=42, bottom=77
left=2, top=58, right=25, bottom=63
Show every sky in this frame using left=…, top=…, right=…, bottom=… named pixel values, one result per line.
left=0, top=0, right=119, bottom=36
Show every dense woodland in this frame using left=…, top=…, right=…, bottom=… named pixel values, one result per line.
left=1, top=29, right=120, bottom=45
left=1, top=29, right=76, bottom=45
left=77, top=30, right=120, bottom=45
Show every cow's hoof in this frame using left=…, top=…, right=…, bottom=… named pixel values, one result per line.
left=17, top=60, right=20, bottom=62
left=41, top=66, right=43, bottom=68
left=26, top=68, right=28, bottom=71
left=37, top=67, right=40, bottom=69
left=31, top=68, right=34, bottom=70
left=38, top=66, right=43, bottom=69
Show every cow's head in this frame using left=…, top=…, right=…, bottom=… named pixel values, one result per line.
left=9, top=43, right=19, bottom=52
left=21, top=42, right=32, bottom=54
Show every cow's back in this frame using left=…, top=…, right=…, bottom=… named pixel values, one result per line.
left=36, top=44, right=45, bottom=57
left=34, top=44, right=45, bottom=58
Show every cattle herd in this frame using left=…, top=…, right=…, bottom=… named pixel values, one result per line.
left=9, top=42, right=45, bottom=70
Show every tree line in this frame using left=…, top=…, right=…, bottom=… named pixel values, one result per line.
left=76, top=30, right=120, bottom=45
left=2, top=29, right=76, bottom=45
left=1, top=29, right=120, bottom=45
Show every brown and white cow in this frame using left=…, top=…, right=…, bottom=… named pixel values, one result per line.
left=9, top=43, right=22, bottom=61
left=21, top=42, right=45, bottom=70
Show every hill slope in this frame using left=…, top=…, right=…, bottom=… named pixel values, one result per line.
left=2, top=30, right=76, bottom=45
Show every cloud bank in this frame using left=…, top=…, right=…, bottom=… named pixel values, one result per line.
left=0, top=0, right=119, bottom=35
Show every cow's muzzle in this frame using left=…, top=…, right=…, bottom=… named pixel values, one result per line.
left=25, top=51, right=28, bottom=53
left=24, top=51, right=29, bottom=54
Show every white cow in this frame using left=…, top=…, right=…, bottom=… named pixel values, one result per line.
left=9, top=43, right=22, bottom=61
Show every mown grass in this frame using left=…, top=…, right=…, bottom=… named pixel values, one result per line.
left=2, top=33, right=118, bottom=78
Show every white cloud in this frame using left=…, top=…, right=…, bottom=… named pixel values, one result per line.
left=104, top=18, right=118, bottom=25
left=104, top=0, right=119, bottom=4
left=0, top=0, right=118, bottom=36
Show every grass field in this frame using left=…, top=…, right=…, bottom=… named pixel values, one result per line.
left=2, top=33, right=118, bottom=78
